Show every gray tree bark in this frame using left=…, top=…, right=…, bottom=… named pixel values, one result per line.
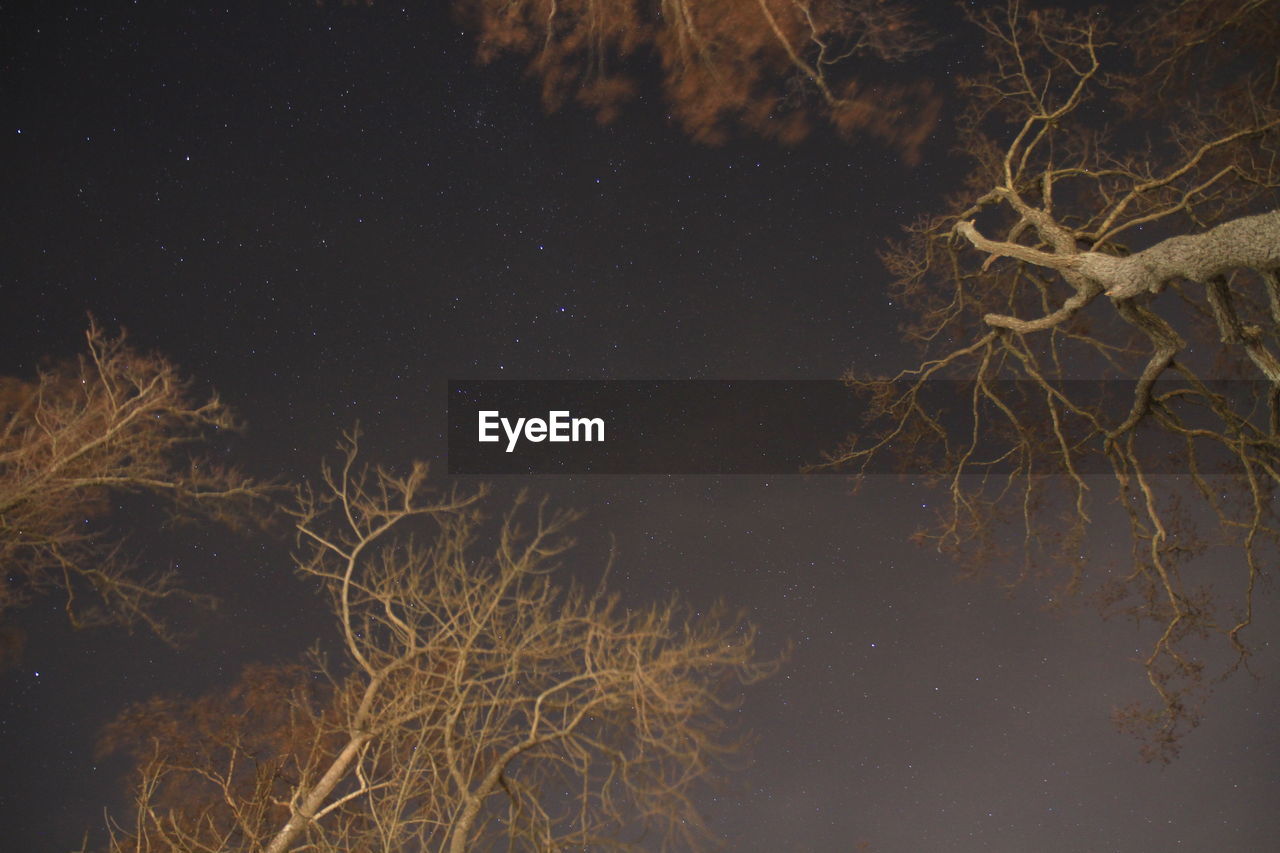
left=956, top=210, right=1280, bottom=344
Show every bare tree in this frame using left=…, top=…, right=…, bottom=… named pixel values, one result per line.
left=98, top=432, right=774, bottom=852
left=822, top=0, right=1280, bottom=759
left=464, top=0, right=1278, bottom=758
left=460, top=0, right=940, bottom=158
left=0, top=322, right=265, bottom=644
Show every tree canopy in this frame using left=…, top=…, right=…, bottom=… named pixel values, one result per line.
left=468, top=0, right=1280, bottom=759
left=0, top=323, right=266, bottom=647
left=460, top=0, right=939, bottom=155
left=98, top=435, right=774, bottom=852
left=832, top=0, right=1278, bottom=759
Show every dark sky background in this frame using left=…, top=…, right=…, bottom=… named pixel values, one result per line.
left=2, top=2, right=1277, bottom=851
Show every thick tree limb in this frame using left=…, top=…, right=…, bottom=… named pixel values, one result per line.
left=960, top=209, right=1280, bottom=343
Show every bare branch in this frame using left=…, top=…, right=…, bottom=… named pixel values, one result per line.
left=1, top=323, right=273, bottom=645
left=839, top=0, right=1280, bottom=761
left=100, top=437, right=777, bottom=852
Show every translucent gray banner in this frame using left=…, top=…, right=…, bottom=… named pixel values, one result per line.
left=446, top=380, right=1275, bottom=475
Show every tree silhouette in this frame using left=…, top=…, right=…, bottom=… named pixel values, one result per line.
left=98, top=433, right=775, bottom=852
left=1, top=322, right=266, bottom=646
left=822, top=0, right=1279, bottom=760
left=466, top=0, right=1279, bottom=759
left=461, top=0, right=940, bottom=157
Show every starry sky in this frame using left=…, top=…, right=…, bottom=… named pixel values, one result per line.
left=2, top=2, right=1277, bottom=851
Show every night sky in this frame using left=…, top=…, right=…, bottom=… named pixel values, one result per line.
left=3, top=3, right=1277, bottom=851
